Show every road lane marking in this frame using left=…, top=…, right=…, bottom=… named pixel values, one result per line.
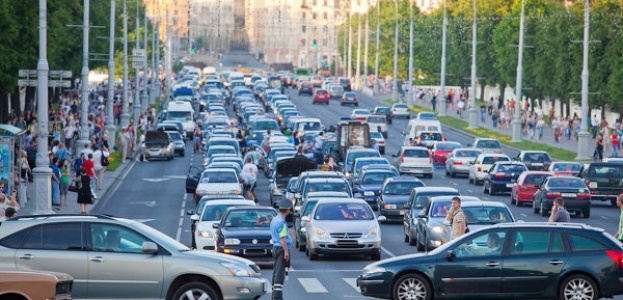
left=181, top=200, right=186, bottom=208
left=381, top=246, right=396, bottom=257
left=176, top=227, right=182, bottom=241
left=298, top=278, right=328, bottom=293
left=178, top=217, right=184, bottom=226
left=183, top=193, right=187, bottom=200
left=467, top=189, right=473, bottom=193
left=601, top=216, right=608, bottom=220
left=343, top=278, right=359, bottom=291
left=520, top=214, right=527, bottom=217
left=179, top=209, right=185, bottom=217
left=287, top=269, right=362, bottom=272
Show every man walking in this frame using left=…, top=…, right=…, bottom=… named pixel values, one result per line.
left=270, top=200, right=292, bottom=300
left=614, top=195, right=623, bottom=243
left=548, top=197, right=571, bottom=223
left=240, top=157, right=259, bottom=202
left=446, top=196, right=466, bottom=240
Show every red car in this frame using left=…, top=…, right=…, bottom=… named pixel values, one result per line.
left=312, top=89, right=330, bottom=105
left=431, top=141, right=461, bottom=165
left=511, top=171, right=553, bottom=206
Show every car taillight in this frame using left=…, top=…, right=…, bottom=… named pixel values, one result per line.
left=499, top=149, right=503, bottom=154
left=477, top=166, right=482, bottom=172
left=577, top=192, right=591, bottom=199
left=401, top=152, right=405, bottom=163
left=342, top=98, right=346, bottom=102
left=606, top=250, right=623, bottom=269
left=546, top=192, right=561, bottom=198
left=453, top=161, right=462, bottom=165
left=355, top=98, right=359, bottom=102
left=494, top=173, right=506, bottom=179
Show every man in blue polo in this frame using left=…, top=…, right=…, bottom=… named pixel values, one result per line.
left=270, top=200, right=292, bottom=300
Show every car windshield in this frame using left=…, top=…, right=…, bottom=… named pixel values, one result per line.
left=524, top=153, right=551, bottom=162
left=304, top=182, right=349, bottom=194
left=497, top=164, right=528, bottom=172
left=355, top=160, right=388, bottom=173
left=413, top=192, right=459, bottom=209
left=202, top=204, right=244, bottom=221
left=367, top=116, right=385, bottom=123
left=476, top=140, right=502, bottom=148
left=208, top=148, right=235, bottom=155
left=547, top=178, right=587, bottom=188
left=383, top=182, right=423, bottom=195
left=455, top=150, right=481, bottom=157
left=376, top=107, right=390, bottom=114
left=524, top=174, right=548, bottom=185
left=252, top=120, right=279, bottom=131
left=419, top=113, right=437, bottom=119
left=430, top=201, right=451, bottom=217
left=552, top=163, right=581, bottom=172
left=463, top=206, right=513, bottom=224
left=436, top=143, right=460, bottom=150
left=296, top=122, right=322, bottom=131
left=313, top=202, right=374, bottom=220
left=302, top=200, right=319, bottom=216
left=482, top=156, right=510, bottom=164
left=361, top=172, right=394, bottom=185
left=394, top=104, right=408, bottom=109
left=346, top=152, right=379, bottom=166
left=224, top=209, right=277, bottom=227
left=167, top=111, right=192, bottom=121
left=168, top=132, right=182, bottom=141
left=200, top=171, right=238, bottom=183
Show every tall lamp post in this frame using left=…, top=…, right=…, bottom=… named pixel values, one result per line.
left=467, top=0, right=479, bottom=128
left=576, top=0, right=591, bottom=159
left=355, top=14, right=362, bottom=89
left=120, top=0, right=130, bottom=128
left=438, top=0, right=448, bottom=116
left=373, top=0, right=380, bottom=95
left=407, top=0, right=414, bottom=105
left=511, top=0, right=525, bottom=142
left=133, top=5, right=142, bottom=123
left=363, top=12, right=369, bottom=87
left=105, top=0, right=117, bottom=152
left=141, top=15, right=149, bottom=114
left=77, top=0, right=92, bottom=150
left=391, top=0, right=399, bottom=103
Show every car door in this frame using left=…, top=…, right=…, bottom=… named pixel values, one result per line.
left=502, top=229, right=569, bottom=297
left=434, top=230, right=506, bottom=297
left=186, top=166, right=201, bottom=193
left=86, top=223, right=164, bottom=299
left=13, top=223, right=89, bottom=299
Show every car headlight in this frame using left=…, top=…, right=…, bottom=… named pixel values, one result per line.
left=362, top=266, right=386, bottom=275
left=224, top=238, right=241, bottom=245
left=197, top=230, right=214, bottom=238
left=314, top=227, right=329, bottom=239
left=273, top=188, right=283, bottom=195
left=384, top=204, right=397, bottom=209
left=431, top=226, right=443, bottom=233
left=345, top=172, right=350, bottom=178
left=300, top=227, right=306, bottom=232
left=364, top=191, right=375, bottom=196
left=363, top=227, right=379, bottom=239
left=220, top=262, right=250, bottom=277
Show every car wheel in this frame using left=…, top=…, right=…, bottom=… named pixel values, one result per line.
left=611, top=199, right=618, bottom=207
left=171, top=282, right=219, bottom=300
left=533, top=198, right=539, bottom=214
left=559, top=274, right=598, bottom=300
left=408, top=231, right=417, bottom=246
left=404, top=233, right=409, bottom=243
left=445, top=168, right=450, bottom=176
left=356, top=103, right=359, bottom=107
left=371, top=250, right=381, bottom=261
left=483, top=182, right=489, bottom=194
left=468, top=176, right=473, bottom=184
left=583, top=209, right=591, bottom=218
left=308, top=248, right=319, bottom=260
left=489, top=185, right=496, bottom=195
left=416, top=238, right=425, bottom=252
left=380, top=149, right=385, bottom=155
left=393, top=273, right=432, bottom=300
left=539, top=201, right=548, bottom=217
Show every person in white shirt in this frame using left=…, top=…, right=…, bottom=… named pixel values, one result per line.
left=240, top=157, right=259, bottom=202
left=91, top=145, right=109, bottom=190
left=138, top=131, right=147, bottom=162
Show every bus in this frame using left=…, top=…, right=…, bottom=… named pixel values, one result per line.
left=294, top=67, right=310, bottom=76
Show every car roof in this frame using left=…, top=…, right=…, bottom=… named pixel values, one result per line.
left=400, top=146, right=429, bottom=151
left=428, top=195, right=480, bottom=202
left=225, top=206, right=276, bottom=212
left=384, top=176, right=422, bottom=183
left=315, top=198, right=366, bottom=205
left=461, top=200, right=507, bottom=208
left=307, top=191, right=350, bottom=198
left=412, top=187, right=459, bottom=193
left=202, top=199, right=255, bottom=206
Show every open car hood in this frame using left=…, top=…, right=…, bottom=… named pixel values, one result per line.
left=276, top=157, right=316, bottom=178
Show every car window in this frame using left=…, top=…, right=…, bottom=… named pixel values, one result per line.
left=454, top=230, right=506, bottom=257
left=404, top=149, right=429, bottom=158
left=302, top=200, right=319, bottom=216
left=497, top=164, right=527, bottom=172
left=568, top=234, right=606, bottom=251
left=304, top=182, right=349, bottom=195
left=20, top=223, right=83, bottom=250
left=419, top=133, right=442, bottom=141
left=414, top=196, right=430, bottom=208
left=482, top=156, right=510, bottom=164
left=201, top=204, right=237, bottom=221
left=90, top=224, right=150, bottom=253
left=383, top=182, right=423, bottom=195
left=476, top=140, right=501, bottom=148
left=546, top=178, right=586, bottom=188
left=552, top=163, right=581, bottom=172
left=512, top=230, right=564, bottom=254
left=524, top=153, right=551, bottom=162
left=224, top=210, right=276, bottom=227
left=430, top=202, right=450, bottom=217
left=456, top=150, right=481, bottom=157
left=200, top=171, right=238, bottom=183
left=314, top=203, right=374, bottom=220
left=362, top=173, right=394, bottom=185
left=588, top=165, right=623, bottom=178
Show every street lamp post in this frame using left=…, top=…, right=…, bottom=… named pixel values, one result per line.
left=150, top=21, right=157, bottom=105
left=343, top=14, right=348, bottom=77
left=576, top=0, right=591, bottom=160
left=120, top=0, right=130, bottom=128
left=373, top=0, right=380, bottom=95
left=392, top=0, right=399, bottom=103
left=364, top=12, right=369, bottom=87
left=356, top=14, right=362, bottom=89
left=105, top=0, right=117, bottom=151
left=348, top=11, right=353, bottom=79
left=467, top=0, right=479, bottom=128
left=77, top=0, right=91, bottom=150
left=511, top=0, right=525, bottom=142
left=141, top=15, right=148, bottom=114
left=33, top=0, right=54, bottom=214
left=438, top=0, right=448, bottom=116
left=407, top=0, right=414, bottom=105
left=133, top=5, right=142, bottom=123
left=156, top=23, right=161, bottom=102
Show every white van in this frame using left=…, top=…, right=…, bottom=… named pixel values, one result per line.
left=228, top=72, right=244, bottom=83
left=166, top=101, right=195, bottom=138
left=404, top=119, right=442, bottom=143
left=291, top=118, right=323, bottom=134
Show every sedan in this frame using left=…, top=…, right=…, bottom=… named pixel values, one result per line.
left=510, top=171, right=553, bottom=206
left=215, top=206, right=278, bottom=264
left=341, top=92, right=359, bottom=106
left=372, top=106, right=393, bottom=124
left=483, top=162, right=528, bottom=195
left=391, top=103, right=410, bottom=119
left=377, top=177, right=425, bottom=222
left=431, top=141, right=461, bottom=165
left=192, top=199, right=255, bottom=250
left=293, top=192, right=350, bottom=251
left=166, top=131, right=186, bottom=157
left=468, top=153, right=511, bottom=185
left=369, top=131, right=386, bottom=155
left=303, top=198, right=386, bottom=261
left=351, top=108, right=372, bottom=121
left=445, top=148, right=482, bottom=178
left=352, top=168, right=399, bottom=210
left=533, top=176, right=591, bottom=218
left=547, top=161, right=582, bottom=176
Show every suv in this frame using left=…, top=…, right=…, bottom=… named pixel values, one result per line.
left=578, top=162, right=623, bottom=207
left=469, top=138, right=504, bottom=155
left=0, top=214, right=268, bottom=299
left=515, top=150, right=552, bottom=171
left=392, top=146, right=433, bottom=178
left=312, top=89, right=330, bottom=105
left=339, top=77, right=352, bottom=91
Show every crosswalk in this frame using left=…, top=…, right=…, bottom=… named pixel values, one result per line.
left=259, top=271, right=374, bottom=300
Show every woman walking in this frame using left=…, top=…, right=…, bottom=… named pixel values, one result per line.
left=75, top=167, right=93, bottom=214
left=58, top=159, right=70, bottom=206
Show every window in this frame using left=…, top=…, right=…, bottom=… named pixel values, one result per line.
left=0, top=227, right=31, bottom=249
left=454, top=230, right=506, bottom=257
left=21, top=223, right=83, bottom=250
left=324, top=0, right=328, bottom=5
left=302, top=25, right=306, bottom=33
left=568, top=234, right=606, bottom=251
left=313, top=12, right=317, bottom=19
left=323, top=12, right=328, bottom=19
left=90, top=223, right=152, bottom=253
left=512, top=231, right=549, bottom=254
left=302, top=12, right=306, bottom=19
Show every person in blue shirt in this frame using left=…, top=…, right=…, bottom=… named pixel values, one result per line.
left=270, top=200, right=292, bottom=300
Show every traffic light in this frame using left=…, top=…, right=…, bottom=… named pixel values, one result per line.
left=312, top=40, right=317, bottom=48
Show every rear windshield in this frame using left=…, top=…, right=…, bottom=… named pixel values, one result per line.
left=367, top=116, right=385, bottom=123
left=455, top=150, right=481, bottom=157
left=547, top=177, right=587, bottom=188
left=551, top=163, right=582, bottom=172
left=587, top=165, right=623, bottom=178
left=436, top=143, right=460, bottom=150
left=361, top=172, right=395, bottom=185
left=404, top=149, right=429, bottom=158
left=383, top=182, right=424, bottom=195
left=200, top=171, right=238, bottom=183
left=314, top=203, right=373, bottom=220
left=482, top=156, right=510, bottom=164
left=523, top=153, right=551, bottom=162
left=497, top=164, right=528, bottom=172
left=523, top=174, right=549, bottom=185
left=419, top=133, right=442, bottom=141
left=413, top=192, right=459, bottom=208
left=476, top=140, right=502, bottom=148
left=304, top=182, right=350, bottom=194
left=355, top=160, right=388, bottom=172
left=394, top=104, right=408, bottom=109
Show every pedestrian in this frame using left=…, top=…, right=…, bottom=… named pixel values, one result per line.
left=138, top=130, right=147, bottom=162
left=270, top=200, right=292, bottom=300
left=193, top=124, right=202, bottom=153
left=50, top=156, right=61, bottom=210
left=591, top=114, right=599, bottom=138
left=614, top=195, right=623, bottom=243
left=81, top=153, right=98, bottom=199
left=92, top=145, right=109, bottom=191
left=612, top=132, right=620, bottom=157
left=2, top=207, right=17, bottom=220
left=240, top=157, right=259, bottom=202
left=446, top=196, right=466, bottom=240
left=55, top=143, right=70, bottom=161
left=118, top=127, right=129, bottom=162
left=58, top=158, right=70, bottom=206
left=594, top=133, right=604, bottom=161
left=26, top=140, right=37, bottom=172
left=548, top=197, right=571, bottom=223
left=74, top=167, right=93, bottom=214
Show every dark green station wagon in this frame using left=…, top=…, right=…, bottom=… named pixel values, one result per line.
left=357, top=223, right=623, bottom=300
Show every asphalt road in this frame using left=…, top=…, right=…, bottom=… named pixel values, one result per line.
left=92, top=86, right=623, bottom=300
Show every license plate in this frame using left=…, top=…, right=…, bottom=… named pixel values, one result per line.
left=589, top=182, right=597, bottom=189
left=399, top=210, right=404, bottom=215
left=532, top=163, right=543, bottom=166
left=561, top=193, right=576, bottom=197
left=506, top=184, right=514, bottom=188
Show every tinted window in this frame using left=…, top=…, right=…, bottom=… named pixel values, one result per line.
left=547, top=178, right=587, bottom=188
left=513, top=231, right=550, bottom=254
left=454, top=230, right=506, bottom=257
left=476, top=140, right=502, bottom=148
left=0, top=227, right=31, bottom=248
left=568, top=234, right=606, bottom=251
left=361, top=172, right=394, bottom=185
left=383, top=182, right=424, bottom=195
left=224, top=209, right=276, bottom=227
left=200, top=171, right=238, bottom=183
left=551, top=163, right=582, bottom=172
left=367, top=116, right=385, bottom=123
left=588, top=165, right=623, bottom=178
left=523, top=153, right=551, bottom=162
left=22, top=223, right=83, bottom=250
left=497, top=164, right=528, bottom=172
left=314, top=203, right=373, bottom=220
left=90, top=223, right=150, bottom=253
left=482, top=156, right=510, bottom=164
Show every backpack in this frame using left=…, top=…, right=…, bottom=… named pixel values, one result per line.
left=101, top=150, right=110, bottom=167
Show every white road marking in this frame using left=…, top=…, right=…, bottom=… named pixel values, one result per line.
left=467, top=189, right=473, bottom=193
left=601, top=215, right=608, bottom=220
left=181, top=200, right=186, bottom=208
left=381, top=246, right=396, bottom=257
left=520, top=214, right=527, bottom=217
left=343, top=278, right=359, bottom=291
left=142, top=178, right=170, bottom=182
left=128, top=201, right=156, bottom=207
left=166, top=175, right=188, bottom=179
left=298, top=278, right=328, bottom=293
left=176, top=227, right=182, bottom=241
left=451, top=182, right=458, bottom=186
left=183, top=193, right=188, bottom=200
left=179, top=209, right=185, bottom=217
left=178, top=218, right=184, bottom=226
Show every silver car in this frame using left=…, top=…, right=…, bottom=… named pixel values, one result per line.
left=302, top=198, right=386, bottom=261
left=192, top=199, right=256, bottom=250
left=445, top=148, right=483, bottom=177
left=0, top=214, right=268, bottom=299
left=391, top=103, right=411, bottom=118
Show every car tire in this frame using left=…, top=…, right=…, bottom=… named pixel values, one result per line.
left=308, top=248, right=319, bottom=260
left=559, top=274, right=598, bottom=300
left=533, top=199, right=539, bottom=214
left=171, top=282, right=219, bottom=300
left=356, top=103, right=359, bottom=107
left=583, top=209, right=591, bottom=218
left=404, top=233, right=409, bottom=243
left=445, top=168, right=450, bottom=176
left=483, top=182, right=489, bottom=194
left=468, top=176, right=473, bottom=184
left=371, top=250, right=381, bottom=261
left=408, top=231, right=417, bottom=246
left=393, top=273, right=432, bottom=300
left=416, top=238, right=425, bottom=252
left=611, top=199, right=618, bottom=207
left=540, top=201, right=548, bottom=217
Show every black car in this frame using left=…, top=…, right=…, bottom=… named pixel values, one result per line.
left=358, top=223, right=623, bottom=300
left=214, top=206, right=277, bottom=264
left=403, top=187, right=460, bottom=246
left=578, top=162, right=623, bottom=207
left=269, top=157, right=316, bottom=208
left=339, top=77, right=352, bottom=91
left=533, top=176, right=591, bottom=218
left=186, top=195, right=246, bottom=249
left=377, top=177, right=425, bottom=221
left=372, top=106, right=393, bottom=124
left=515, top=150, right=552, bottom=171
left=298, top=82, right=313, bottom=95
left=352, top=168, right=399, bottom=210
left=483, top=162, right=528, bottom=195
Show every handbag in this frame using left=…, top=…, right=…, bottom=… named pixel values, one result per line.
left=101, top=149, right=110, bottom=167
left=68, top=185, right=78, bottom=193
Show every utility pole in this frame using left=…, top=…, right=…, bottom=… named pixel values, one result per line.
left=77, top=0, right=91, bottom=150
left=438, top=0, right=448, bottom=116
left=356, top=14, right=362, bottom=90
left=407, top=0, right=414, bottom=105
left=150, top=20, right=157, bottom=105
left=511, top=0, right=525, bottom=143
left=134, top=4, right=142, bottom=123
left=348, top=9, right=353, bottom=79
left=33, top=0, right=53, bottom=214
left=343, top=13, right=348, bottom=77
left=364, top=12, right=369, bottom=87
left=392, top=0, right=399, bottom=103
left=105, top=0, right=117, bottom=151
left=373, top=0, right=380, bottom=95
left=468, top=0, right=479, bottom=128
left=576, top=0, right=591, bottom=160
left=121, top=0, right=130, bottom=128
left=141, top=14, right=148, bottom=114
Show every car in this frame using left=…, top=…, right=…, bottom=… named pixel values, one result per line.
left=515, top=150, right=552, bottom=171
left=369, top=131, right=386, bottom=154
left=0, top=214, right=268, bottom=299
left=469, top=137, right=504, bottom=154
left=416, top=111, right=437, bottom=120
left=157, top=122, right=186, bottom=140
left=327, top=84, right=344, bottom=99
left=602, top=157, right=623, bottom=163
left=391, top=103, right=410, bottom=119
left=269, top=157, right=316, bottom=208
left=350, top=108, right=372, bottom=121
left=377, top=177, right=425, bottom=222
left=577, top=162, right=623, bottom=207
left=511, top=171, right=553, bottom=206
left=204, top=145, right=238, bottom=162
left=412, top=131, right=445, bottom=148
left=192, top=199, right=256, bottom=250
left=297, top=177, right=353, bottom=205
left=431, top=141, right=461, bottom=165
left=0, top=269, right=73, bottom=300
left=187, top=195, right=246, bottom=249
left=298, top=81, right=313, bottom=95
left=366, top=115, right=388, bottom=138
left=358, top=223, right=623, bottom=300
left=392, top=146, right=433, bottom=178
left=339, top=77, right=352, bottom=91
left=351, top=157, right=390, bottom=184
left=482, top=162, right=528, bottom=195
left=293, top=170, right=347, bottom=198
left=293, top=191, right=351, bottom=251
left=372, top=106, right=393, bottom=124
left=352, top=167, right=399, bottom=209
left=445, top=148, right=483, bottom=178
left=310, top=76, right=323, bottom=87
left=403, top=187, right=460, bottom=246
left=341, top=91, right=359, bottom=106
left=468, top=153, right=511, bottom=185
left=342, top=148, right=382, bottom=178
left=144, top=131, right=175, bottom=161
left=166, top=130, right=186, bottom=157
left=533, top=176, right=592, bottom=218
left=547, top=161, right=582, bottom=176
left=303, top=198, right=385, bottom=260
left=186, top=167, right=243, bottom=204
left=214, top=206, right=278, bottom=264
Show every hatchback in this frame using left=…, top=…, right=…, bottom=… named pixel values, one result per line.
left=391, top=103, right=410, bottom=119
left=341, top=92, right=359, bottom=106
left=392, top=146, right=433, bottom=178
left=445, top=148, right=482, bottom=178
left=482, top=162, right=528, bottom=195
left=515, top=150, right=552, bottom=171
left=511, top=171, right=553, bottom=206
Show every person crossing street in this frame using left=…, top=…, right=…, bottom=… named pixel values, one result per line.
left=270, top=200, right=292, bottom=300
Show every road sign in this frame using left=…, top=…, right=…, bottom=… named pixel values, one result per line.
left=48, top=80, right=72, bottom=88
left=18, top=69, right=37, bottom=77
left=49, top=70, right=72, bottom=78
left=17, top=79, right=37, bottom=87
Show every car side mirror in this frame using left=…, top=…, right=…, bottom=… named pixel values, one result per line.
left=377, top=215, right=387, bottom=222
left=403, top=204, right=410, bottom=210
left=212, top=223, right=220, bottom=229
left=186, top=209, right=195, bottom=215
left=142, top=242, right=159, bottom=254
left=190, top=215, right=200, bottom=221
left=467, top=143, right=472, bottom=147
left=301, top=216, right=311, bottom=222
left=443, top=250, right=456, bottom=261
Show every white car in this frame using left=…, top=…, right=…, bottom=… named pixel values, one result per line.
left=391, top=103, right=411, bottom=119
left=392, top=146, right=433, bottom=178
left=192, top=199, right=255, bottom=250
left=194, top=168, right=244, bottom=203
left=445, top=148, right=483, bottom=178
left=469, top=138, right=504, bottom=155
left=468, top=153, right=511, bottom=185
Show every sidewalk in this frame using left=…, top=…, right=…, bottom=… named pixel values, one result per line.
left=18, top=159, right=136, bottom=215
